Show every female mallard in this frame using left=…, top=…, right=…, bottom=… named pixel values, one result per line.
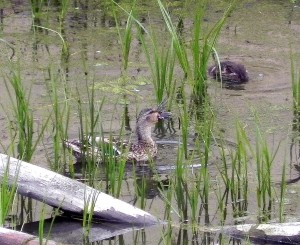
left=208, top=61, right=249, bottom=83
left=64, top=100, right=171, bottom=163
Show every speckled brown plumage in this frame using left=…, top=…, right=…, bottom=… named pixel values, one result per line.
left=64, top=100, right=171, bottom=163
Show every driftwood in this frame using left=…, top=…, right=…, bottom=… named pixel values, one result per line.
left=0, top=227, right=57, bottom=245
left=225, top=222, right=300, bottom=244
left=0, top=153, right=158, bottom=225
left=214, top=222, right=300, bottom=244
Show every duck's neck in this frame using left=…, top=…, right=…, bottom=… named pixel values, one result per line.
left=136, top=124, right=155, bottom=145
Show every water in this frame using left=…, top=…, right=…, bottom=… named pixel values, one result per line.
left=1, top=0, right=300, bottom=244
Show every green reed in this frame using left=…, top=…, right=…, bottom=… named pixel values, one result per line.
left=0, top=158, right=18, bottom=226
left=157, top=0, right=189, bottom=77
left=58, top=0, right=70, bottom=24
left=115, top=9, right=134, bottom=74
left=192, top=2, right=236, bottom=100
left=82, top=189, right=98, bottom=236
left=291, top=53, right=300, bottom=114
left=229, top=122, right=250, bottom=219
left=46, top=69, right=70, bottom=172
left=177, top=89, right=190, bottom=159
left=115, top=0, right=234, bottom=104
left=138, top=25, right=176, bottom=103
left=38, top=204, right=47, bottom=244
left=2, top=65, right=50, bottom=227
left=155, top=83, right=215, bottom=228
left=33, top=25, right=69, bottom=63
left=158, top=0, right=236, bottom=102
left=103, top=134, right=126, bottom=198
left=194, top=102, right=214, bottom=225
left=215, top=121, right=249, bottom=226
left=253, top=113, right=279, bottom=222
left=74, top=83, right=127, bottom=195
left=4, top=65, right=49, bottom=162
left=186, top=175, right=202, bottom=229
left=109, top=104, right=128, bottom=198
left=75, top=84, right=103, bottom=187
left=279, top=163, right=286, bottom=223
left=30, top=0, right=45, bottom=25
left=174, top=147, right=188, bottom=222
left=133, top=173, right=147, bottom=210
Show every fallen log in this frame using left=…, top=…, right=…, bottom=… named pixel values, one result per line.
left=201, top=222, right=300, bottom=244
left=0, top=227, right=57, bottom=245
left=0, top=153, right=158, bottom=225
left=222, top=222, right=300, bottom=244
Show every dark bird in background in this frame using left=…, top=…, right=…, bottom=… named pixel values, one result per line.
left=208, top=61, right=249, bottom=84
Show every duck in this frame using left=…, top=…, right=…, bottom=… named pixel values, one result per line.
left=64, top=100, right=172, bottom=163
left=208, top=61, right=249, bottom=83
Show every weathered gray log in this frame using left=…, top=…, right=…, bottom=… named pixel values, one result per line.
left=204, top=222, right=300, bottom=244
left=0, top=227, right=57, bottom=245
left=222, top=222, right=300, bottom=244
left=0, top=153, right=158, bottom=225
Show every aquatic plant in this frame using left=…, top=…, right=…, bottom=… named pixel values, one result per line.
left=45, top=68, right=70, bottom=172
left=138, top=23, right=176, bottom=103
left=115, top=9, right=134, bottom=74
left=253, top=112, right=280, bottom=222
left=194, top=102, right=215, bottom=225
left=58, top=0, right=70, bottom=24
left=0, top=158, right=18, bottom=226
left=177, top=90, right=190, bottom=158
left=158, top=0, right=236, bottom=104
left=104, top=134, right=126, bottom=198
left=82, top=189, right=98, bottom=236
left=2, top=1, right=295, bottom=244
left=3, top=64, right=49, bottom=162
left=291, top=53, right=300, bottom=120
left=228, top=122, right=249, bottom=219
left=30, top=0, right=45, bottom=25
left=74, top=83, right=103, bottom=187
left=279, top=163, right=286, bottom=223
left=33, top=25, right=69, bottom=61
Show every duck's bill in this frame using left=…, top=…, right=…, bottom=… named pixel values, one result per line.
left=158, top=111, right=172, bottom=120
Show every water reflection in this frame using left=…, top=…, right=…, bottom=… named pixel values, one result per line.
left=123, top=102, right=131, bottom=131
left=133, top=176, right=170, bottom=200
left=19, top=216, right=151, bottom=244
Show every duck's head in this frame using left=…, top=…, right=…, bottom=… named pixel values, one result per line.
left=137, top=99, right=172, bottom=127
left=137, top=108, right=172, bottom=126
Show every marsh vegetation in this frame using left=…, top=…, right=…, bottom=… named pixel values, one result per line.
left=0, top=0, right=300, bottom=244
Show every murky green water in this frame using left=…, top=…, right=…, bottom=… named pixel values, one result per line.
left=1, top=0, right=300, bottom=244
